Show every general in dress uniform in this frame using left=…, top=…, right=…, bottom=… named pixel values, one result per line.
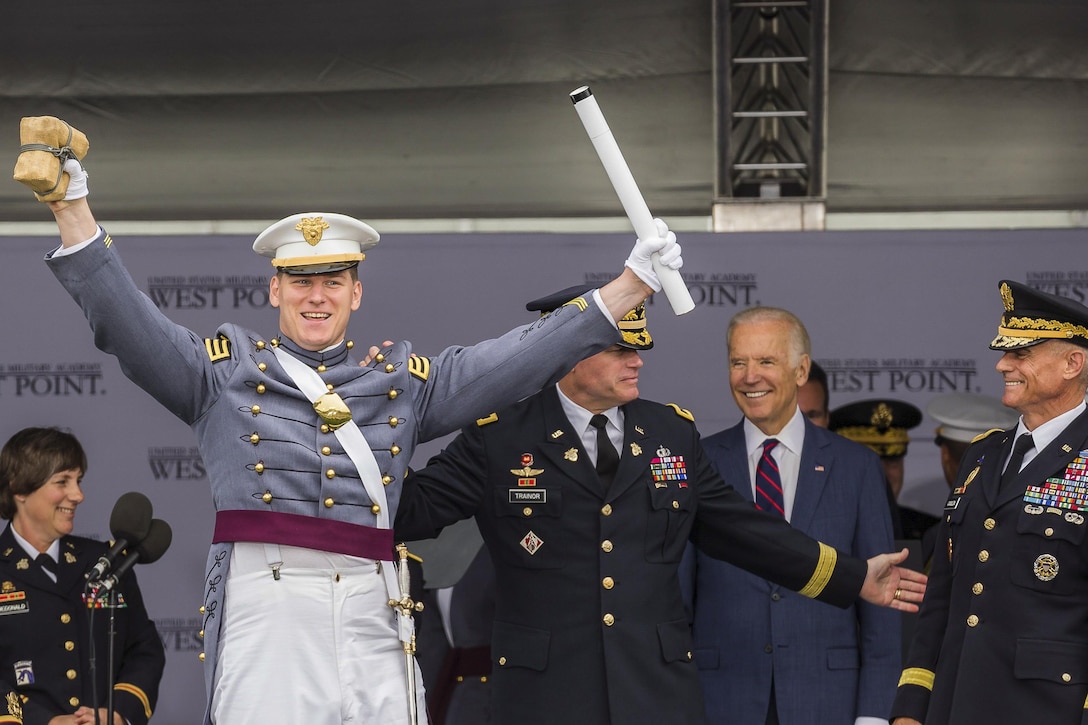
left=891, top=281, right=1088, bottom=725
left=397, top=287, right=923, bottom=725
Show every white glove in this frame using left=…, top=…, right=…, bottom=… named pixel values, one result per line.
left=62, top=158, right=89, bottom=200
left=625, top=218, right=683, bottom=293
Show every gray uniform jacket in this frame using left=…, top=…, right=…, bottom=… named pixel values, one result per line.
left=46, top=228, right=620, bottom=722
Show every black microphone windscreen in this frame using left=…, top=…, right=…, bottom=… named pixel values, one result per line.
left=109, top=492, right=153, bottom=543
left=135, top=519, right=172, bottom=564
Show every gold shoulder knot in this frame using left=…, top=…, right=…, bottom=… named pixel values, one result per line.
left=666, top=403, right=695, bottom=422
left=476, top=412, right=499, bottom=427
left=970, top=428, right=1005, bottom=444
left=204, top=335, right=231, bottom=363
left=408, top=355, right=431, bottom=381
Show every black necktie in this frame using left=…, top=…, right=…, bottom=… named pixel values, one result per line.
left=1000, top=433, right=1035, bottom=490
left=590, top=414, right=619, bottom=489
left=36, top=553, right=57, bottom=578
left=755, top=439, right=785, bottom=517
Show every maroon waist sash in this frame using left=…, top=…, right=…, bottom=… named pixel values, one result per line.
left=212, top=509, right=395, bottom=560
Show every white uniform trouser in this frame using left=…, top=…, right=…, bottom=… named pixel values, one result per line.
left=211, top=543, right=428, bottom=724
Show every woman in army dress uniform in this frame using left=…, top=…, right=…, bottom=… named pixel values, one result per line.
left=0, top=428, right=164, bottom=725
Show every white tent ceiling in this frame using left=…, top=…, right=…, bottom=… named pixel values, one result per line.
left=2, top=0, right=1085, bottom=223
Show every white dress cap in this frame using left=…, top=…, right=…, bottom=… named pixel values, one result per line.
left=252, top=212, right=380, bottom=274
left=926, top=392, right=1019, bottom=443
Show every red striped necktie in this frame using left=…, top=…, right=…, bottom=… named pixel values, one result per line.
left=755, top=438, right=785, bottom=517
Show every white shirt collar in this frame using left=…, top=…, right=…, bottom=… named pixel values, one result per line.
left=556, top=385, right=624, bottom=455
left=8, top=523, right=60, bottom=562
left=743, top=406, right=806, bottom=457
left=1014, top=400, right=1087, bottom=455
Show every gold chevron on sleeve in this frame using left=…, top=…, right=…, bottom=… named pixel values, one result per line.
left=204, top=336, right=231, bottom=362
left=898, top=667, right=935, bottom=691
left=408, top=355, right=431, bottom=381
left=798, top=541, right=837, bottom=599
left=562, top=296, right=589, bottom=312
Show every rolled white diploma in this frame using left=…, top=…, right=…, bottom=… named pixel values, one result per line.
left=570, top=85, right=695, bottom=316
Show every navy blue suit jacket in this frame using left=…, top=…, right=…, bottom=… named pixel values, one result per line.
left=683, top=417, right=901, bottom=724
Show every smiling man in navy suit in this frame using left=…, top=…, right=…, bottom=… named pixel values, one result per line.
left=684, top=306, right=901, bottom=725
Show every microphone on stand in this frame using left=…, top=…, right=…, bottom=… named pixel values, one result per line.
left=84, top=492, right=153, bottom=582
left=90, top=518, right=172, bottom=592
left=84, top=513, right=171, bottom=725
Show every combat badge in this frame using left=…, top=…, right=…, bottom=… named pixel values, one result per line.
left=520, top=531, right=544, bottom=556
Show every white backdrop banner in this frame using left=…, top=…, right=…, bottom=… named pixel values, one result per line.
left=2, top=225, right=1086, bottom=722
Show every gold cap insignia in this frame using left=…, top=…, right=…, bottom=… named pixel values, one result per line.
left=871, top=402, right=894, bottom=429
left=5, top=691, right=21, bottom=720
left=1000, top=282, right=1014, bottom=312
left=296, top=216, right=331, bottom=247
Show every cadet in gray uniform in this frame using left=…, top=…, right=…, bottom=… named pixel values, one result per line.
left=17, top=122, right=682, bottom=725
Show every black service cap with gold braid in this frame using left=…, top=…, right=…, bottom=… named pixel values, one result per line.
left=252, top=212, right=379, bottom=274
left=829, top=398, right=922, bottom=459
left=526, top=284, right=652, bottom=350
left=990, top=279, right=1088, bottom=350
